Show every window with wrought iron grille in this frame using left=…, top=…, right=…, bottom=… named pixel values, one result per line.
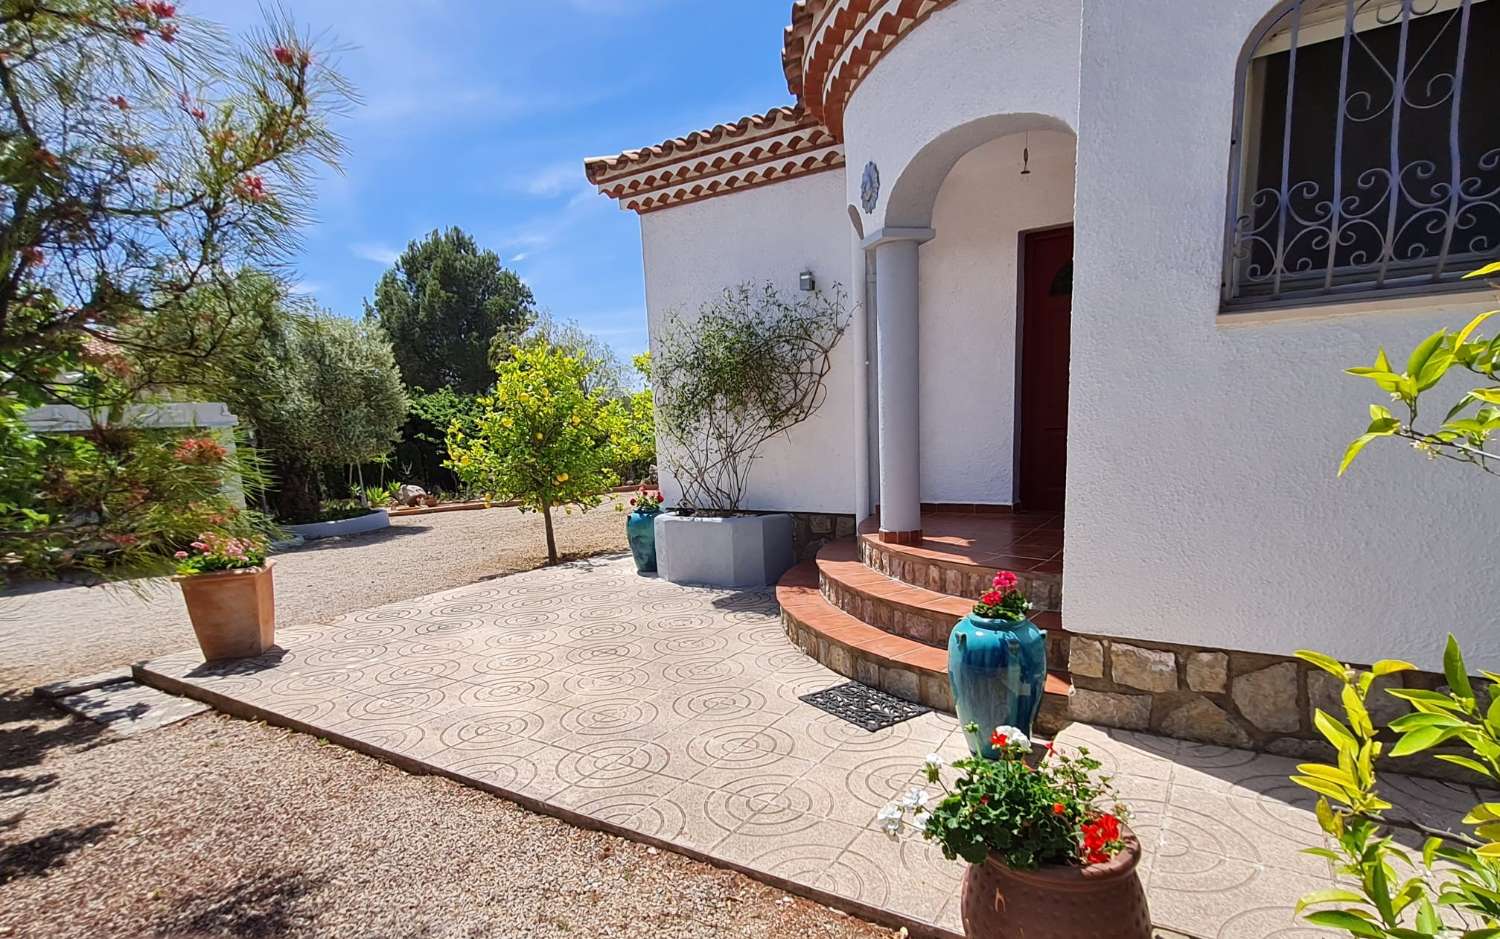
left=1222, top=0, right=1499, bottom=311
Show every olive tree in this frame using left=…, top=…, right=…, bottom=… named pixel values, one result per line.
left=653, top=282, right=847, bottom=513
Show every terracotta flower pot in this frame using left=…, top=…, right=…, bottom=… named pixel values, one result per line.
left=174, top=562, right=276, bottom=661
left=960, top=827, right=1151, bottom=938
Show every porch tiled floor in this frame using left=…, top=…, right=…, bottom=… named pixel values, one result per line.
left=139, top=555, right=1477, bottom=938
left=863, top=511, right=1064, bottom=575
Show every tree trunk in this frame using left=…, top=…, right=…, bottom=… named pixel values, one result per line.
left=542, top=501, right=558, bottom=565
left=271, top=454, right=323, bottom=524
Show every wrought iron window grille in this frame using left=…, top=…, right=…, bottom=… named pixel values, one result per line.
left=1222, top=0, right=1499, bottom=312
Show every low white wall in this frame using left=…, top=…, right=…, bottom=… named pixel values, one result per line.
left=919, top=130, right=1076, bottom=505
left=640, top=169, right=854, bottom=514
left=1068, top=0, right=1500, bottom=671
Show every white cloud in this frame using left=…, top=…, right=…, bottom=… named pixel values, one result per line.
left=290, top=281, right=323, bottom=295
left=512, top=160, right=590, bottom=199
left=351, top=243, right=400, bottom=266
left=511, top=252, right=530, bottom=263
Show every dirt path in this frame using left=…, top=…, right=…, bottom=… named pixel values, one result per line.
left=1, top=500, right=630, bottom=693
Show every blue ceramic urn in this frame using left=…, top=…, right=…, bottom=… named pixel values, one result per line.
left=948, top=613, right=1047, bottom=758
left=626, top=508, right=660, bottom=574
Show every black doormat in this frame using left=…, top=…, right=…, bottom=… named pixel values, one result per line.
left=799, top=681, right=931, bottom=732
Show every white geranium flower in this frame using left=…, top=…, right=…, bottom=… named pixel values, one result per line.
left=898, top=787, right=929, bottom=811
left=923, top=753, right=944, bottom=771
left=994, top=725, right=1030, bottom=750
left=912, top=809, right=932, bottom=830
left=877, top=803, right=904, bottom=838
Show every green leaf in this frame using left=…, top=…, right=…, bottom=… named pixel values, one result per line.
left=1295, top=887, right=1369, bottom=914
left=1462, top=802, right=1500, bottom=824
left=1340, top=428, right=1398, bottom=476
left=1477, top=842, right=1500, bottom=859
left=1372, top=659, right=1417, bottom=678
left=1469, top=388, right=1500, bottom=405
left=1462, top=261, right=1500, bottom=280
left=1343, top=683, right=1375, bottom=737
left=1422, top=837, right=1442, bottom=869
left=1408, top=329, right=1448, bottom=382
left=1297, top=650, right=1349, bottom=679
left=1304, top=910, right=1387, bottom=937
left=1456, top=310, right=1498, bottom=345
left=1436, top=754, right=1494, bottom=778
left=1445, top=635, right=1474, bottom=701
left=1315, top=709, right=1360, bottom=752
left=1292, top=774, right=1354, bottom=804
left=1390, top=726, right=1448, bottom=757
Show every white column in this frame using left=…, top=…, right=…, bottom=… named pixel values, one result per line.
left=864, top=227, right=934, bottom=539
left=850, top=231, right=870, bottom=526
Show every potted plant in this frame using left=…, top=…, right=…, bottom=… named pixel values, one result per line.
left=652, top=282, right=847, bottom=587
left=173, top=532, right=276, bottom=660
left=881, top=728, right=1151, bottom=938
left=626, top=485, right=664, bottom=573
left=949, top=571, right=1048, bottom=757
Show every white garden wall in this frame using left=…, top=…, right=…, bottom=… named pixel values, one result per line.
left=918, top=131, right=1076, bottom=505
left=639, top=169, right=854, bottom=514
left=1067, top=0, right=1500, bottom=672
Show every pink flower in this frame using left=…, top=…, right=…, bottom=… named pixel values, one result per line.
left=273, top=45, right=296, bottom=66
left=174, top=551, right=189, bottom=559
left=993, top=570, right=1019, bottom=591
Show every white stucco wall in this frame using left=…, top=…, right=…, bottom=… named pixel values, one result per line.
left=1068, top=0, right=1500, bottom=671
left=640, top=169, right=855, bottom=514
left=918, top=130, right=1076, bottom=505
left=841, top=0, right=1082, bottom=232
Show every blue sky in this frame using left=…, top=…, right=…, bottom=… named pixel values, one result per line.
left=194, top=1, right=795, bottom=361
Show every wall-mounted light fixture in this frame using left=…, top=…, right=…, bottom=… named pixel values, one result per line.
left=800, top=270, right=817, bottom=292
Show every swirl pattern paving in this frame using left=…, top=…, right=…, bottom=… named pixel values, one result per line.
left=139, top=555, right=1468, bottom=939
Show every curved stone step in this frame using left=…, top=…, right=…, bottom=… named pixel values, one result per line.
left=778, top=561, right=1071, bottom=731
left=857, top=518, right=1063, bottom=612
left=818, top=541, right=1068, bottom=664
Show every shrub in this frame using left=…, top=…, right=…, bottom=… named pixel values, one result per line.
left=654, top=283, right=847, bottom=513
left=1293, top=261, right=1500, bottom=936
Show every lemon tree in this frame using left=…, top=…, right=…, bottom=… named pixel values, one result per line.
left=447, top=341, right=623, bottom=564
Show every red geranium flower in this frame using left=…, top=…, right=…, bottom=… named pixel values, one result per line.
left=990, top=730, right=1008, bottom=748
left=1052, top=802, right=1066, bottom=816
left=993, top=570, right=1019, bottom=590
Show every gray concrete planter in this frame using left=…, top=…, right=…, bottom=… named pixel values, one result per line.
left=655, top=513, right=795, bottom=588
left=283, top=509, right=390, bottom=541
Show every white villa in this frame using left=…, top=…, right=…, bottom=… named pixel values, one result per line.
left=586, top=0, right=1500, bottom=756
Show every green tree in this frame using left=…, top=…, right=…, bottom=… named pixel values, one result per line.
left=397, top=386, right=483, bottom=492
left=1, top=2, right=350, bottom=402
left=614, top=351, right=655, bottom=483
left=0, top=3, right=350, bottom=577
left=366, top=228, right=535, bottom=395
left=446, top=341, right=622, bottom=565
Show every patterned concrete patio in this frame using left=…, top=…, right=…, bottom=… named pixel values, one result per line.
left=137, top=555, right=1479, bottom=938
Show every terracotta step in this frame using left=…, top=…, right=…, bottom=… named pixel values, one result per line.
left=817, top=541, right=1069, bottom=664
left=857, top=518, right=1063, bottom=612
left=778, top=561, right=1071, bottom=727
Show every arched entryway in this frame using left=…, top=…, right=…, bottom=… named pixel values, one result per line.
left=862, top=116, right=1077, bottom=538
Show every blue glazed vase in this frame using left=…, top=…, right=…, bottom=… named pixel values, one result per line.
left=626, top=508, right=660, bottom=573
left=948, top=613, right=1048, bottom=758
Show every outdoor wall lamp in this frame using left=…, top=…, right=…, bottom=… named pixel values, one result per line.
left=800, top=270, right=816, bottom=292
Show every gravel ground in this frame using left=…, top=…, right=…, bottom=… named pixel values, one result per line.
left=1, top=501, right=888, bottom=939
left=0, top=710, right=891, bottom=939
left=1, top=500, right=631, bottom=693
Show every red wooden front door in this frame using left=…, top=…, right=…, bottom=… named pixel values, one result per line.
left=1018, top=227, right=1073, bottom=512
